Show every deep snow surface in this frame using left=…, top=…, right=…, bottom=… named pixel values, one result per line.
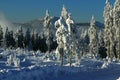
left=0, top=48, right=120, bottom=80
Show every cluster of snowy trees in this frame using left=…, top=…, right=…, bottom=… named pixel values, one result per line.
left=104, top=0, right=120, bottom=60
left=54, top=0, right=120, bottom=66
left=0, top=0, right=119, bottom=66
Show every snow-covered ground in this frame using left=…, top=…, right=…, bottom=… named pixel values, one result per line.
left=0, top=48, right=120, bottom=80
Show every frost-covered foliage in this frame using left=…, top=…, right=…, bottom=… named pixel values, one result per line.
left=55, top=5, right=78, bottom=66
left=55, top=16, right=68, bottom=49
left=88, top=16, right=98, bottom=58
left=98, top=30, right=104, bottom=46
left=103, top=0, right=114, bottom=59
left=66, top=13, right=74, bottom=35
left=55, top=16, right=68, bottom=66
left=43, top=10, right=52, bottom=35
left=113, top=0, right=120, bottom=59
left=66, top=13, right=79, bottom=66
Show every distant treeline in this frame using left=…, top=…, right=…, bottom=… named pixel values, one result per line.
left=0, top=26, right=58, bottom=52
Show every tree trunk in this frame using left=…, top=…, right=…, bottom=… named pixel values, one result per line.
left=59, top=48, right=64, bottom=66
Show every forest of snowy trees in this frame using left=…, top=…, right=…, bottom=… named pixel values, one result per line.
left=0, top=0, right=119, bottom=66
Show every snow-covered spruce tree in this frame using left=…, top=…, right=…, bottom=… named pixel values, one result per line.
left=113, top=0, right=120, bottom=59
left=88, top=16, right=98, bottom=58
left=56, top=5, right=78, bottom=66
left=66, top=13, right=77, bottom=66
left=109, top=8, right=116, bottom=59
left=103, top=0, right=114, bottom=59
left=61, top=5, right=68, bottom=20
left=55, top=16, right=68, bottom=66
left=43, top=10, right=53, bottom=53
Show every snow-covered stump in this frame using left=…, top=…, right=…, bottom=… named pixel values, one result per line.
left=117, top=77, right=120, bottom=80
left=101, top=59, right=111, bottom=69
left=6, top=52, right=21, bottom=67
left=13, top=57, right=20, bottom=67
left=6, top=55, right=13, bottom=66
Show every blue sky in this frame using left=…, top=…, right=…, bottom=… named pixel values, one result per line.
left=0, top=0, right=114, bottom=23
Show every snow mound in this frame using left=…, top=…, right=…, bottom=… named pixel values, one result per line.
left=0, top=49, right=120, bottom=80
left=117, top=77, right=120, bottom=80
